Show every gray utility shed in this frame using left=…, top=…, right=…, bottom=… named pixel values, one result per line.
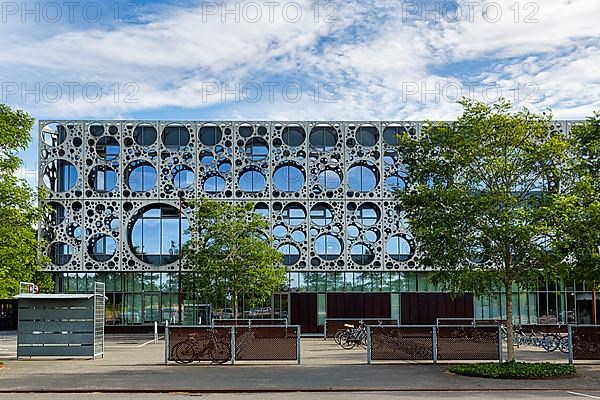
left=14, top=285, right=105, bottom=359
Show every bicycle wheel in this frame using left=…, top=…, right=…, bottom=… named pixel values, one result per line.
left=333, top=329, right=345, bottom=345
left=340, top=332, right=356, bottom=349
left=542, top=335, right=558, bottom=352
left=210, top=341, right=231, bottom=364
left=172, top=341, right=195, bottom=364
left=559, top=337, right=569, bottom=354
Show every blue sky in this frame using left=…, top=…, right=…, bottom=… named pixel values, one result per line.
left=2, top=0, right=599, bottom=185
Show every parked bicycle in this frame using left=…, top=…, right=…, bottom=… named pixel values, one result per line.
left=171, top=330, right=230, bottom=364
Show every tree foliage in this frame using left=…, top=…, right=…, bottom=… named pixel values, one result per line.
left=0, top=104, right=50, bottom=298
left=550, top=113, right=600, bottom=288
left=395, top=98, right=570, bottom=361
left=183, top=199, right=286, bottom=317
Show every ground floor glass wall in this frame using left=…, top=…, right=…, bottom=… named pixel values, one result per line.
left=56, top=272, right=598, bottom=326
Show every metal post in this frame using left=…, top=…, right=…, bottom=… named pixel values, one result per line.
left=432, top=327, right=438, bottom=364
left=367, top=326, right=372, bottom=365
left=498, top=326, right=503, bottom=363
left=164, top=325, right=169, bottom=365
left=568, top=325, right=574, bottom=365
left=230, top=327, right=235, bottom=365
left=296, top=326, right=301, bottom=365
left=323, top=320, right=327, bottom=341
left=178, top=194, right=183, bottom=325
left=154, top=321, right=158, bottom=344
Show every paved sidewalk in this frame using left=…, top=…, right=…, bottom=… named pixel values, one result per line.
left=1, top=338, right=599, bottom=392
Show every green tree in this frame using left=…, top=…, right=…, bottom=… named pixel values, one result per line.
left=0, top=104, right=50, bottom=297
left=551, top=112, right=600, bottom=324
left=395, top=98, right=569, bottom=361
left=183, top=199, right=287, bottom=319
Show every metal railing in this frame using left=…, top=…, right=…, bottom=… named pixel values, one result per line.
left=324, top=318, right=399, bottom=339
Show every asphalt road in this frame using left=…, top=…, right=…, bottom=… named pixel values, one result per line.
left=1, top=391, right=600, bottom=400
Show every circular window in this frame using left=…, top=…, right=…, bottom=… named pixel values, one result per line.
left=48, top=242, right=72, bottom=265
left=173, top=166, right=195, bottom=189
left=347, top=224, right=360, bottom=238
left=356, top=203, right=380, bottom=226
left=273, top=224, right=287, bottom=238
left=273, top=163, right=305, bottom=192
left=310, top=203, right=334, bottom=226
left=245, top=137, right=269, bottom=161
left=42, top=123, right=67, bottom=146
left=356, top=125, right=379, bottom=147
left=291, top=230, right=305, bottom=242
left=383, top=125, right=407, bottom=146
left=315, top=234, right=342, bottom=260
left=351, top=243, right=375, bottom=265
left=309, top=125, right=337, bottom=151
left=89, top=123, right=104, bottom=137
left=386, top=175, right=406, bottom=192
left=239, top=124, right=254, bottom=138
left=126, top=160, right=157, bottom=192
left=238, top=168, right=266, bottom=192
left=347, top=162, right=379, bottom=192
left=96, top=136, right=120, bottom=160
left=218, top=158, right=232, bottom=173
left=254, top=203, right=269, bottom=218
left=128, top=204, right=189, bottom=266
left=88, top=165, right=117, bottom=192
left=278, top=243, right=300, bottom=265
left=162, top=124, right=190, bottom=149
left=387, top=234, right=413, bottom=261
left=282, top=203, right=306, bottom=226
left=43, top=160, right=77, bottom=192
left=199, top=124, right=222, bottom=146
left=203, top=175, right=225, bottom=193
left=282, top=125, right=305, bottom=147
left=87, top=234, right=116, bottom=262
left=133, top=124, right=157, bottom=146
left=318, top=169, right=342, bottom=189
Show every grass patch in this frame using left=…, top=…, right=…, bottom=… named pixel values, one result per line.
left=449, top=362, right=576, bottom=379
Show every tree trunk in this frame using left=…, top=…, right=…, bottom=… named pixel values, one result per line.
left=505, top=280, right=515, bottom=362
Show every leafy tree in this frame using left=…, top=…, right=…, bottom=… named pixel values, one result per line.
left=395, top=98, right=570, bottom=361
left=0, top=104, right=50, bottom=297
left=551, top=113, right=600, bottom=324
left=183, top=199, right=287, bottom=319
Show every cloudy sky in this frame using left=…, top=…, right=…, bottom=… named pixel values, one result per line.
left=3, top=0, right=600, bottom=183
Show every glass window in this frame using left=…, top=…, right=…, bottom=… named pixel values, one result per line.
left=126, top=160, right=157, bottom=192
left=96, top=136, right=120, bottom=160
left=245, top=137, right=269, bottom=161
left=282, top=203, right=306, bottom=226
left=43, top=160, right=77, bottom=192
left=356, top=203, right=380, bottom=226
left=387, top=235, right=414, bottom=261
left=355, top=125, right=379, bottom=147
left=315, top=234, right=342, bottom=260
left=199, top=124, right=222, bottom=146
left=133, top=124, right=157, bottom=146
left=88, top=166, right=117, bottom=192
left=309, top=125, right=337, bottom=151
left=273, top=163, right=305, bottom=192
left=282, top=125, right=305, bottom=147
left=318, top=169, right=342, bottom=189
left=162, top=124, right=190, bottom=149
left=238, top=168, right=266, bottom=192
left=310, top=203, right=334, bottom=226
left=347, top=162, right=378, bottom=192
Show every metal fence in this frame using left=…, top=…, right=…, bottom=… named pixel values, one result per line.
left=569, top=325, right=600, bottom=361
left=367, top=325, right=502, bottom=364
left=324, top=318, right=399, bottom=338
left=212, top=319, right=288, bottom=327
left=165, top=325, right=301, bottom=365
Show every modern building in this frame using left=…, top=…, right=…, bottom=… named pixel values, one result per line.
left=39, top=120, right=599, bottom=332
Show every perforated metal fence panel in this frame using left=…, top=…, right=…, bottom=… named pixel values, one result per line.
left=437, top=326, right=500, bottom=360
left=234, top=326, right=299, bottom=360
left=370, top=326, right=433, bottom=360
left=571, top=326, right=600, bottom=360
left=325, top=319, right=399, bottom=338
left=168, top=326, right=232, bottom=363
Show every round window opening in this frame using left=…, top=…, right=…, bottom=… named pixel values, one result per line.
left=347, top=162, right=379, bottom=192
left=87, top=234, right=116, bottom=262
left=96, top=136, right=120, bottom=160
left=355, top=125, right=379, bottom=147
left=387, top=234, right=413, bottom=262
left=42, top=123, right=67, bottom=146
left=356, top=203, right=380, bottom=226
left=310, top=202, right=334, bottom=226
left=43, top=160, right=77, bottom=192
left=173, top=166, right=195, bottom=189
left=273, top=163, right=305, bottom=192
left=318, top=169, right=342, bottom=190
left=133, top=124, right=157, bottom=146
left=162, top=125, right=190, bottom=149
left=128, top=204, right=189, bottom=266
left=315, top=234, right=342, bottom=260
left=238, top=168, right=266, bottom=192
left=309, top=125, right=337, bottom=151
left=282, top=125, right=306, bottom=147
left=203, top=175, right=226, bottom=194
left=245, top=137, right=269, bottom=161
left=383, top=125, right=407, bottom=146
left=48, top=242, right=72, bottom=266
left=282, top=203, right=306, bottom=226
left=278, top=243, right=300, bottom=265
left=351, top=243, right=375, bottom=265
left=199, top=124, right=223, bottom=146
left=88, top=165, right=117, bottom=192
left=126, top=160, right=157, bottom=192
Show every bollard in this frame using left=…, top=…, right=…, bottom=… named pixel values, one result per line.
left=498, top=326, right=503, bottom=363
left=230, top=327, right=236, bottom=365
left=296, top=326, right=301, bottom=365
left=432, top=327, right=438, bottom=364
left=154, top=321, right=158, bottom=344
left=164, top=325, right=169, bottom=365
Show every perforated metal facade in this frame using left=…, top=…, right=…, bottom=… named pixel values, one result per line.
left=39, top=120, right=572, bottom=273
